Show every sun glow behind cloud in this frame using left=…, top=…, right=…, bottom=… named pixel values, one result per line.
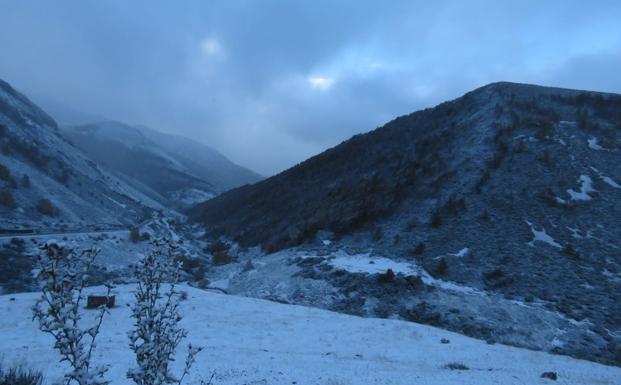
left=307, top=76, right=335, bottom=90
left=201, top=37, right=222, bottom=56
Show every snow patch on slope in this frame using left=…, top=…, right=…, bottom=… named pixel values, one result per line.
left=587, top=137, right=606, bottom=151
left=526, top=221, right=561, bottom=248
left=324, top=252, right=481, bottom=295
left=590, top=167, right=621, bottom=189
left=566, top=175, right=596, bottom=201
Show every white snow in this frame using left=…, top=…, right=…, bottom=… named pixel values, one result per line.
left=327, top=252, right=482, bottom=295
left=322, top=239, right=332, bottom=246
left=601, top=175, right=621, bottom=189
left=330, top=252, right=419, bottom=275
left=1, top=285, right=619, bottom=385
left=105, top=195, right=127, bottom=208
left=449, top=247, right=470, bottom=257
left=590, top=167, right=621, bottom=189
left=526, top=221, right=562, bottom=248
left=587, top=137, right=606, bottom=151
left=555, top=197, right=567, bottom=205
left=566, top=175, right=596, bottom=201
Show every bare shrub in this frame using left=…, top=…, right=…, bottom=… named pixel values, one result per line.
left=32, top=242, right=110, bottom=385
left=127, top=239, right=202, bottom=385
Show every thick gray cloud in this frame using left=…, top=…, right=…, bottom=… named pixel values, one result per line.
left=1, top=0, right=620, bottom=175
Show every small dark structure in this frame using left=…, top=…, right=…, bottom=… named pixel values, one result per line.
left=541, top=372, right=558, bottom=381
left=86, top=294, right=115, bottom=309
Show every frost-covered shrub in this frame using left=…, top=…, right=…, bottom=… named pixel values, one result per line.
left=127, top=239, right=202, bottom=385
left=32, top=242, right=110, bottom=385
left=0, top=364, right=43, bottom=385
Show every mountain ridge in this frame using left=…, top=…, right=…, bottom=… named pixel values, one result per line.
left=190, top=81, right=621, bottom=364
left=61, top=120, right=262, bottom=208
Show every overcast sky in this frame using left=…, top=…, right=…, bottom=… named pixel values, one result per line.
left=1, top=1, right=620, bottom=175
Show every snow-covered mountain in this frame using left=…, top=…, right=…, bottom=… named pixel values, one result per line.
left=191, top=82, right=621, bottom=365
left=1, top=284, right=619, bottom=385
left=0, top=78, right=162, bottom=232
left=61, top=121, right=262, bottom=208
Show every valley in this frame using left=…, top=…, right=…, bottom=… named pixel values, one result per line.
left=1, top=77, right=620, bottom=383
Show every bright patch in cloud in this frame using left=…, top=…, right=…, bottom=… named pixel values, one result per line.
left=201, top=38, right=222, bottom=56
left=308, top=76, right=335, bottom=90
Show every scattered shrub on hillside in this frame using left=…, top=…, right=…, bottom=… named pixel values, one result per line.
left=20, top=174, right=30, bottom=188
left=205, top=240, right=228, bottom=254
left=411, top=242, right=425, bottom=256
left=0, top=364, right=43, bottom=385
left=193, top=264, right=206, bottom=281
left=534, top=118, right=555, bottom=140
left=8, top=138, right=49, bottom=169
left=372, top=227, right=383, bottom=242
left=0, top=144, right=10, bottom=156
left=263, top=242, right=278, bottom=254
left=242, top=259, right=255, bottom=272
left=563, top=244, right=579, bottom=258
left=36, top=198, right=56, bottom=216
left=393, top=234, right=400, bottom=244
left=207, top=240, right=234, bottom=265
left=0, top=123, right=6, bottom=136
left=514, top=139, right=526, bottom=153
left=141, top=232, right=151, bottom=241
left=578, top=108, right=590, bottom=130
left=484, top=268, right=504, bottom=280
left=480, top=210, right=491, bottom=221
left=129, top=227, right=141, bottom=243
left=377, top=268, right=396, bottom=283
left=57, top=163, right=71, bottom=185
left=474, top=170, right=491, bottom=194
left=443, top=196, right=466, bottom=216
left=483, top=267, right=513, bottom=288
left=429, top=210, right=442, bottom=228
left=494, top=103, right=503, bottom=118
left=0, top=163, right=11, bottom=181
left=435, top=258, right=448, bottom=275
left=177, top=255, right=200, bottom=271
left=488, top=141, right=509, bottom=169
left=212, top=249, right=233, bottom=266
left=0, top=190, right=15, bottom=208
left=538, top=149, right=554, bottom=167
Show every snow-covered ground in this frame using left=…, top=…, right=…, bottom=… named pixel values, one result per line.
left=1, top=285, right=619, bottom=385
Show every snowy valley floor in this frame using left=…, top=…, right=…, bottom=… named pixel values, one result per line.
left=1, top=285, right=620, bottom=385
